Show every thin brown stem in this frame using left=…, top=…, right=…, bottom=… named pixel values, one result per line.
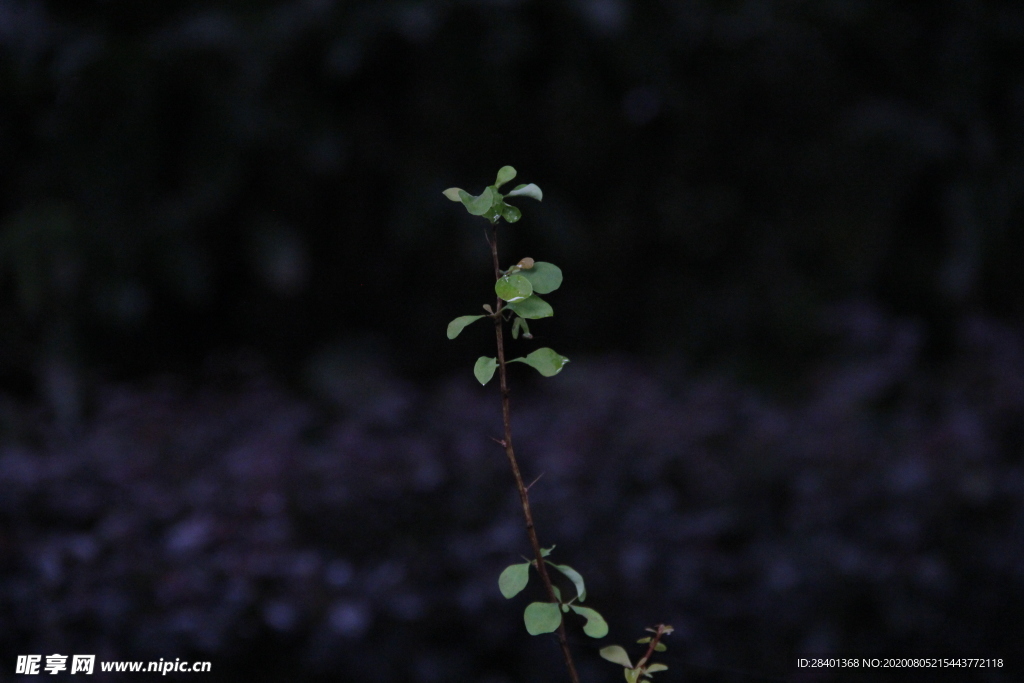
left=489, top=224, right=581, bottom=683
left=636, top=624, right=673, bottom=671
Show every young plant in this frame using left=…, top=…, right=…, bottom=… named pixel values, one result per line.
left=600, top=624, right=674, bottom=682
left=444, top=167, right=606, bottom=683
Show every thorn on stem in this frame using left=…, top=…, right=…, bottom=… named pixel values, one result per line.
left=526, top=473, right=545, bottom=491
left=489, top=436, right=507, bottom=448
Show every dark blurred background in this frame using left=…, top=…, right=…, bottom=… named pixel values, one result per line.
left=2, top=1, right=1023, bottom=681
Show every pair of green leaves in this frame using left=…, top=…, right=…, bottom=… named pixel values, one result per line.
left=523, top=602, right=606, bottom=638
left=496, top=261, right=561, bottom=300
left=445, top=261, right=562, bottom=340
left=498, top=548, right=608, bottom=638
left=472, top=348, right=569, bottom=385
left=495, top=261, right=562, bottom=320
left=446, top=309, right=551, bottom=341
left=442, top=165, right=543, bottom=225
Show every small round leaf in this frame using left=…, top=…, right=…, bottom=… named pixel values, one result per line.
left=599, top=645, right=632, bottom=668
left=646, top=664, right=668, bottom=674
left=507, top=183, right=543, bottom=201
left=459, top=187, right=497, bottom=216
left=569, top=605, right=608, bottom=638
left=495, top=273, right=533, bottom=302
left=447, top=315, right=485, bottom=339
left=498, top=562, right=530, bottom=599
left=495, top=166, right=517, bottom=188
left=519, top=262, right=562, bottom=294
left=474, top=356, right=498, bottom=385
left=443, top=187, right=464, bottom=202
left=547, top=561, right=586, bottom=601
left=519, top=348, right=569, bottom=377
left=654, top=643, right=667, bottom=652
left=501, top=203, right=522, bottom=223
left=524, top=602, right=562, bottom=635
left=506, top=295, right=553, bottom=320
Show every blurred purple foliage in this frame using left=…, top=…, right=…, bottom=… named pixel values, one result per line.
left=2, top=303, right=1022, bottom=682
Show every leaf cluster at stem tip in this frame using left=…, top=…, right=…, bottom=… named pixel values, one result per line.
left=498, top=547, right=608, bottom=639
left=442, top=165, right=543, bottom=225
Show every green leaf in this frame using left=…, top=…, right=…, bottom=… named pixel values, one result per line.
left=546, top=561, right=586, bottom=601
left=498, top=562, right=530, bottom=599
left=505, top=294, right=553, bottom=319
left=654, top=643, right=667, bottom=652
left=458, top=187, right=497, bottom=216
left=500, top=202, right=522, bottom=224
left=600, top=645, right=632, bottom=668
left=551, top=585, right=562, bottom=602
left=646, top=664, right=668, bottom=674
left=523, top=602, right=562, bottom=635
left=507, top=183, right=543, bottom=201
left=636, top=637, right=651, bottom=644
left=495, top=273, right=533, bottom=302
left=512, top=316, right=523, bottom=339
left=561, top=603, right=570, bottom=613
left=511, top=348, right=569, bottom=377
left=442, top=187, right=464, bottom=202
left=625, top=670, right=641, bottom=683
left=447, top=315, right=485, bottom=339
left=519, top=262, right=562, bottom=294
left=540, top=545, right=555, bottom=557
left=569, top=605, right=608, bottom=638
left=474, top=356, right=498, bottom=385
left=495, top=166, right=517, bottom=188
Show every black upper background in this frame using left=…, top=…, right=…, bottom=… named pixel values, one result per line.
left=1, top=0, right=1023, bottom=392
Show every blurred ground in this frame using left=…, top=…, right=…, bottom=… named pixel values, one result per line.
left=2, top=303, right=1022, bottom=682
